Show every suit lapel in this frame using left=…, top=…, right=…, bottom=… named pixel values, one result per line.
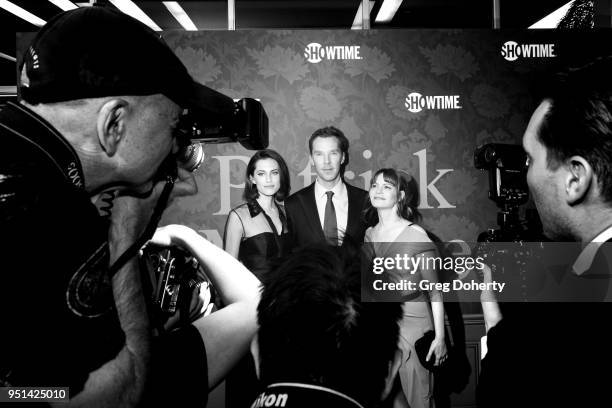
left=345, top=184, right=362, bottom=238
left=300, top=183, right=326, bottom=241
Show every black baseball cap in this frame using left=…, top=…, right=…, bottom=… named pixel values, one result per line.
left=19, top=6, right=207, bottom=110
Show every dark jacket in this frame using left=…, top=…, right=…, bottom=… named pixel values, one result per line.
left=0, top=101, right=124, bottom=391
left=285, top=181, right=368, bottom=249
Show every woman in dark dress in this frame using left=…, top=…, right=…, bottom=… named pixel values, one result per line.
left=224, top=149, right=291, bottom=277
left=223, top=149, right=290, bottom=407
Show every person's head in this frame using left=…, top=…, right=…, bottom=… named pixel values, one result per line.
left=244, top=149, right=291, bottom=201
left=252, top=243, right=402, bottom=407
left=17, top=7, right=209, bottom=194
left=364, top=168, right=421, bottom=226
left=308, top=126, right=349, bottom=184
left=523, top=57, right=612, bottom=240
left=23, top=95, right=182, bottom=195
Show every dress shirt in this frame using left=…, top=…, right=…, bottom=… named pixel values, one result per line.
left=314, top=178, right=348, bottom=245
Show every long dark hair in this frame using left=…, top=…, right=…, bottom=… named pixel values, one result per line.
left=243, top=149, right=291, bottom=201
left=363, top=168, right=421, bottom=226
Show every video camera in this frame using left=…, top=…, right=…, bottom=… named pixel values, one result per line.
left=474, top=143, right=541, bottom=242
left=473, top=143, right=546, bottom=294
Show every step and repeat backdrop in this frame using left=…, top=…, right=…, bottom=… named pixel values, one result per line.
left=159, top=29, right=608, bottom=246
left=16, top=30, right=610, bottom=246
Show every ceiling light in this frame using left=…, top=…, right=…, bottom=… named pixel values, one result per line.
left=162, top=2, right=197, bottom=31
left=375, top=0, right=403, bottom=23
left=0, top=86, right=18, bottom=95
left=108, top=0, right=161, bottom=31
left=0, top=52, right=16, bottom=62
left=352, top=1, right=375, bottom=29
left=0, top=0, right=46, bottom=26
left=529, top=1, right=574, bottom=28
left=48, top=0, right=78, bottom=11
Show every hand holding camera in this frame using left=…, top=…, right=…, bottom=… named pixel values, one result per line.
left=143, top=225, right=215, bottom=330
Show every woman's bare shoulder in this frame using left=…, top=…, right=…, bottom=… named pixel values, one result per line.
left=401, top=223, right=433, bottom=243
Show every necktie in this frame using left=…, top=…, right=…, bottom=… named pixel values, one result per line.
left=324, top=191, right=338, bottom=246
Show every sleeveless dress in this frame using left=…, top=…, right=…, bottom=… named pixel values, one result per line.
left=230, top=199, right=290, bottom=278
left=225, top=199, right=289, bottom=408
left=365, top=224, right=439, bottom=408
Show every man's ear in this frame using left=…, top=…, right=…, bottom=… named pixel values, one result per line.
left=565, top=156, right=593, bottom=206
left=309, top=155, right=314, bottom=166
left=97, top=99, right=129, bottom=157
left=381, top=349, right=403, bottom=401
left=250, top=333, right=261, bottom=379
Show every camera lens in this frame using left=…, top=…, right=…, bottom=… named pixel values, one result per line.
left=178, top=143, right=205, bottom=172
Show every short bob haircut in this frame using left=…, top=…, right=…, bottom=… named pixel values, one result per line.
left=243, top=149, right=291, bottom=202
left=363, top=168, right=421, bottom=226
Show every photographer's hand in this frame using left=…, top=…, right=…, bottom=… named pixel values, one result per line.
left=161, top=288, right=205, bottom=332
left=148, top=224, right=211, bottom=332
left=149, top=224, right=261, bottom=389
left=147, top=223, right=188, bottom=247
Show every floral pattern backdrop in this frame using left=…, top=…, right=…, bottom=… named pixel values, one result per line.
left=159, top=30, right=564, bottom=246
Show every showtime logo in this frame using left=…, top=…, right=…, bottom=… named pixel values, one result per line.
left=304, top=42, right=362, bottom=63
left=404, top=92, right=462, bottom=113
left=501, top=41, right=556, bottom=62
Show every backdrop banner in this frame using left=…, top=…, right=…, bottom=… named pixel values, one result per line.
left=155, top=30, right=611, bottom=247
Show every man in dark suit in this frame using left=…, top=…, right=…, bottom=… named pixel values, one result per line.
left=477, top=57, right=612, bottom=407
left=286, top=126, right=368, bottom=248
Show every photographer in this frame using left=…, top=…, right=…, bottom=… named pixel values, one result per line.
left=477, top=57, right=612, bottom=407
left=0, top=6, right=249, bottom=407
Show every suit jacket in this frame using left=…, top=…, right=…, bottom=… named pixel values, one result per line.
left=285, top=181, right=368, bottom=250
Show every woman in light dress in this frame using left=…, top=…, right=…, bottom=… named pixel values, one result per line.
left=364, top=168, right=447, bottom=408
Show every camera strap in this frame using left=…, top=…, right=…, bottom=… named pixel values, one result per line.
left=107, top=175, right=175, bottom=280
